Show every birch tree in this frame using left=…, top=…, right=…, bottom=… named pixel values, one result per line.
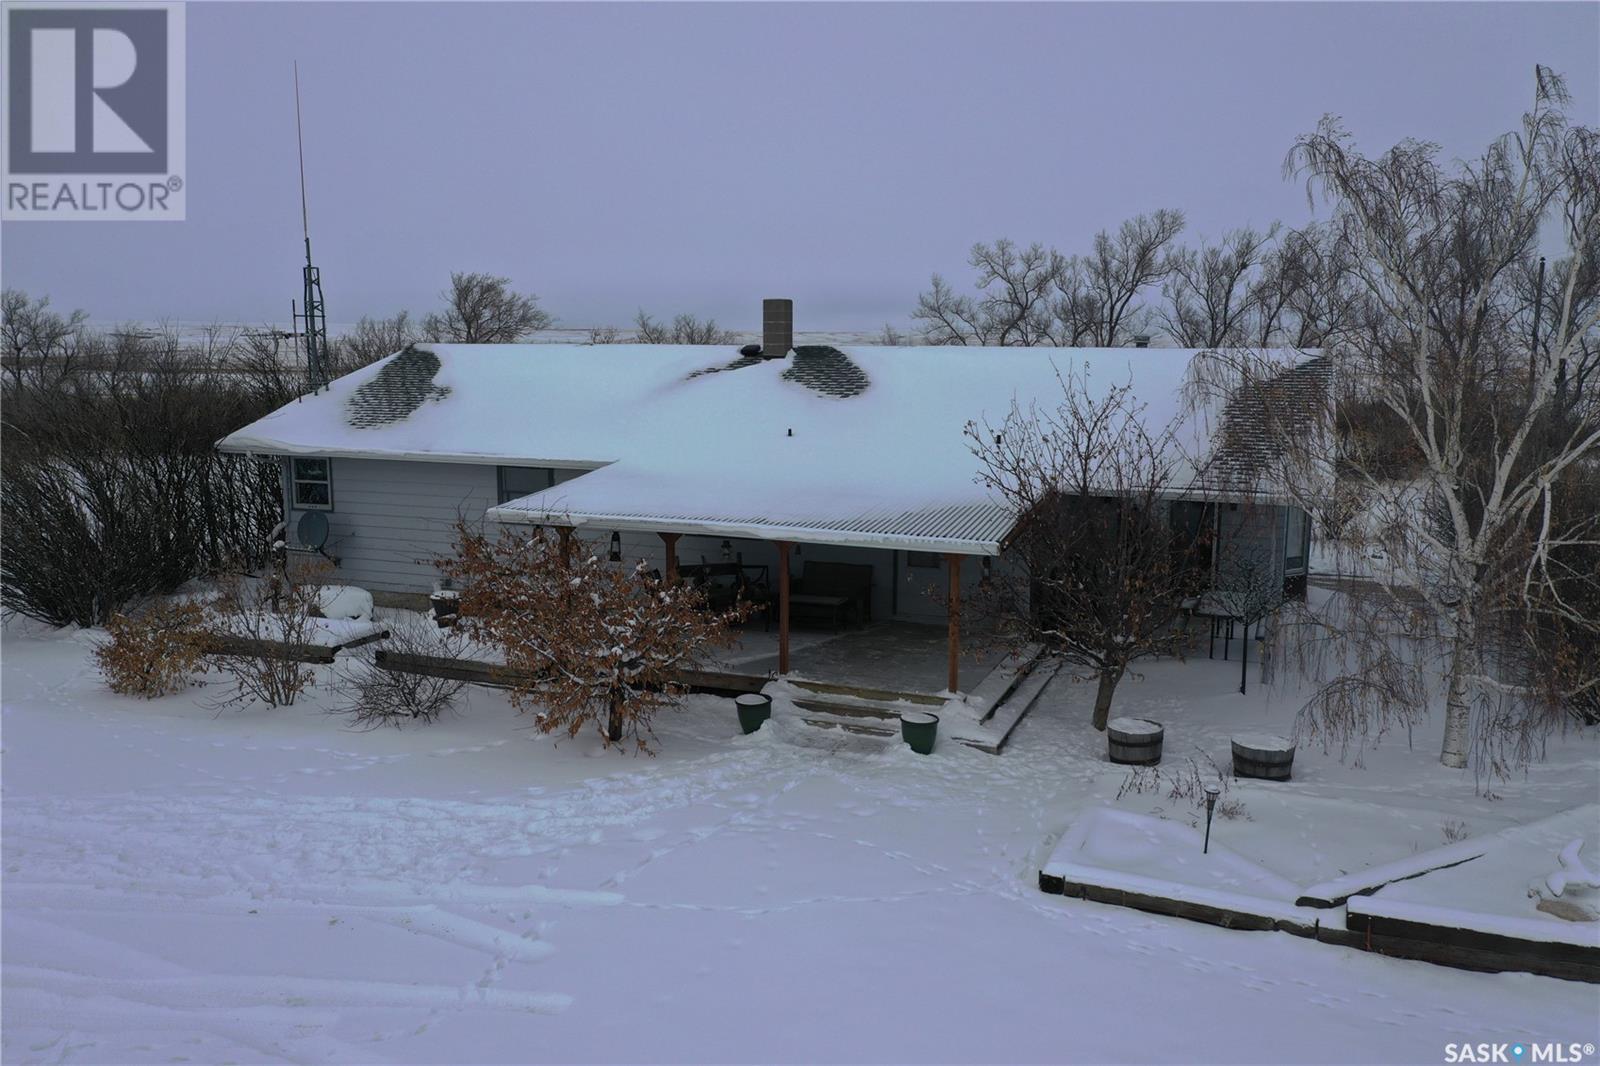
left=1204, top=66, right=1600, bottom=772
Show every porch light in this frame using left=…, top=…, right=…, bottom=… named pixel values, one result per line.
left=609, top=531, right=622, bottom=562
left=720, top=540, right=733, bottom=563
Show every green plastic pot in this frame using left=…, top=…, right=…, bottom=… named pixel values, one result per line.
left=900, top=711, right=940, bottom=755
left=736, top=693, right=772, bottom=735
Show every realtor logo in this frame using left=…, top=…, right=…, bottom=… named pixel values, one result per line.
left=3, top=1, right=185, bottom=220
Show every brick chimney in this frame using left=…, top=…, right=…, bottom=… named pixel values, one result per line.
left=762, top=298, right=793, bottom=359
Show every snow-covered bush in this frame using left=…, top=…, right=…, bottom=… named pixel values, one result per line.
left=441, top=523, right=747, bottom=752
left=334, top=617, right=466, bottom=728
left=94, top=599, right=208, bottom=697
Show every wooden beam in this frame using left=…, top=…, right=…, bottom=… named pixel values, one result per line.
left=946, top=553, right=962, bottom=693
left=554, top=525, right=574, bottom=567
left=658, top=531, right=681, bottom=583
left=777, top=540, right=791, bottom=675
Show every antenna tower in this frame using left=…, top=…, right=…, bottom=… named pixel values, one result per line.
left=293, top=62, right=329, bottom=392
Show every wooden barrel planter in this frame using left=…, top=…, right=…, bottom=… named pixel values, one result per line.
left=1107, top=718, right=1164, bottom=765
left=1232, top=733, right=1295, bottom=780
left=735, top=693, right=773, bottom=735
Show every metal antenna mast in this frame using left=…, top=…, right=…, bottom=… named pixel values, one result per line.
left=293, top=61, right=328, bottom=392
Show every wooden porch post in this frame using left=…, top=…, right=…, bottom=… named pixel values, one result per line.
left=946, top=553, right=962, bottom=693
left=555, top=526, right=574, bottom=567
left=658, top=532, right=680, bottom=583
left=777, top=540, right=791, bottom=675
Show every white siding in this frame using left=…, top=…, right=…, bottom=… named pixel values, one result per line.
left=280, top=456, right=1008, bottom=622
left=284, top=457, right=498, bottom=594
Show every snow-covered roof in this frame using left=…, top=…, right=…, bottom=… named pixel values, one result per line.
left=218, top=342, right=1319, bottom=555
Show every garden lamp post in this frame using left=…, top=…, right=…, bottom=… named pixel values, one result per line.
left=1202, top=784, right=1220, bottom=854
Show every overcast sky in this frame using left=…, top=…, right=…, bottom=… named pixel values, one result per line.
left=3, top=1, right=1596, bottom=333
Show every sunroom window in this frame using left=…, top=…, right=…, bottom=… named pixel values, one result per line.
left=497, top=465, right=556, bottom=505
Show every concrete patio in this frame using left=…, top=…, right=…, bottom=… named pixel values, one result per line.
left=712, top=620, right=1009, bottom=696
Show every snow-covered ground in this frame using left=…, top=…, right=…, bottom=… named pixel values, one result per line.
left=4, top=620, right=1599, bottom=1064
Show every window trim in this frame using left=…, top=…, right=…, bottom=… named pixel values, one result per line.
left=291, top=457, right=333, bottom=511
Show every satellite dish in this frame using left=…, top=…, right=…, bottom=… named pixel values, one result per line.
left=297, top=510, right=330, bottom=550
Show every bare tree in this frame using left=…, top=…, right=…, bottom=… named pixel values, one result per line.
left=912, top=273, right=991, bottom=345
left=631, top=311, right=737, bottom=345
left=1247, top=224, right=1372, bottom=349
left=912, top=212, right=1186, bottom=347
left=967, top=368, right=1208, bottom=729
left=1207, top=66, right=1600, bottom=773
left=422, top=272, right=551, bottom=343
left=1075, top=210, right=1189, bottom=346
left=1161, top=226, right=1278, bottom=348
left=2, top=289, right=89, bottom=389
left=333, top=311, right=418, bottom=371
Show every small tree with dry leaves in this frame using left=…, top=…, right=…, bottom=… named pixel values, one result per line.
left=442, top=524, right=746, bottom=752
left=95, top=598, right=208, bottom=697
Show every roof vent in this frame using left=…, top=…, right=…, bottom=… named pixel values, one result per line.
left=762, top=298, right=793, bottom=359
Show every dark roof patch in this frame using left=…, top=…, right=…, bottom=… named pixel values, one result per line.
left=1199, top=356, right=1330, bottom=493
left=686, top=350, right=766, bottom=380
left=346, top=346, right=452, bottom=428
left=782, top=345, right=870, bottom=399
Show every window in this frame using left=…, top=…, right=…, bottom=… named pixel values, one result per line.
left=497, top=465, right=555, bottom=505
left=291, top=457, right=332, bottom=510
left=906, top=551, right=941, bottom=569
left=1169, top=500, right=1216, bottom=579
left=1284, top=507, right=1308, bottom=574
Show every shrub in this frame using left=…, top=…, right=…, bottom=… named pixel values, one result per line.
left=1, top=326, right=285, bottom=627
left=1115, top=748, right=1249, bottom=823
left=440, top=523, right=746, bottom=752
left=334, top=617, right=467, bottom=728
left=94, top=599, right=207, bottom=697
left=202, top=570, right=322, bottom=708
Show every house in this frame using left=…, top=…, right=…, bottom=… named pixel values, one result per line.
left=217, top=299, right=1324, bottom=691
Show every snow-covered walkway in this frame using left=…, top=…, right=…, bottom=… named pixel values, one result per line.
left=4, top=623, right=1598, bottom=1063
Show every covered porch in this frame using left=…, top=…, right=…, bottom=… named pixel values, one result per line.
left=539, top=525, right=1000, bottom=697
left=711, top=618, right=1010, bottom=698
left=496, top=485, right=1019, bottom=697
